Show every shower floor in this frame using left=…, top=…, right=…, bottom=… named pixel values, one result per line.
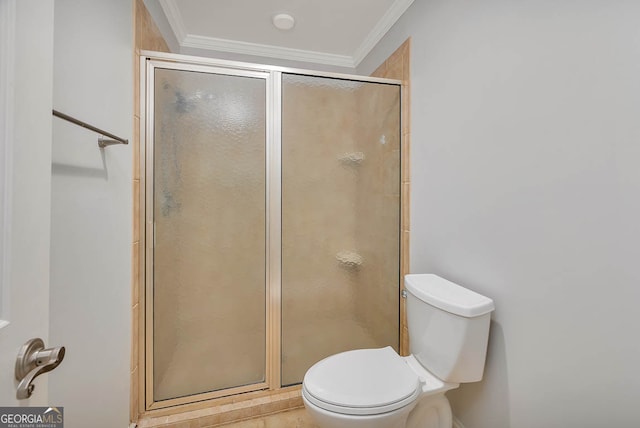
left=154, top=316, right=378, bottom=401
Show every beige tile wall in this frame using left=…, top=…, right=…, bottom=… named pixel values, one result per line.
left=352, top=80, right=401, bottom=350
left=371, top=39, right=411, bottom=354
left=133, top=0, right=170, bottom=423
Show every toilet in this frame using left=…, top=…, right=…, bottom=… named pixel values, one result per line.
left=302, top=274, right=495, bottom=428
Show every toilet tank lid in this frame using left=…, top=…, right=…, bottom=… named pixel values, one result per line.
left=405, top=274, right=495, bottom=317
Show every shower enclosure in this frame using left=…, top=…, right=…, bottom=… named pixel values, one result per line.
left=142, top=53, right=402, bottom=409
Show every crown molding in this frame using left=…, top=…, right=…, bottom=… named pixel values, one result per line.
left=159, top=0, right=186, bottom=43
left=181, top=34, right=355, bottom=68
left=159, top=0, right=413, bottom=68
left=352, top=0, right=415, bottom=66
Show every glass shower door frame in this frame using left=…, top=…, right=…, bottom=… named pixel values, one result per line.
left=140, top=51, right=403, bottom=413
left=143, top=59, right=281, bottom=410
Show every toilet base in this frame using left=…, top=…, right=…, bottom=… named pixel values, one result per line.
left=406, top=393, right=452, bottom=428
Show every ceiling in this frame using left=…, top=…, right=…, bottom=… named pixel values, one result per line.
left=151, top=0, right=414, bottom=68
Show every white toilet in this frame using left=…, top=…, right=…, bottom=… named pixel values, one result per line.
left=302, top=274, right=495, bottom=428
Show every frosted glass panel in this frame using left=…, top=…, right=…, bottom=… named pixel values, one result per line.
left=281, top=74, right=401, bottom=386
left=153, top=68, right=266, bottom=401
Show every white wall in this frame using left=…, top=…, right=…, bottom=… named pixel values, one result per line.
left=359, top=1, right=640, bottom=427
left=49, top=0, right=132, bottom=426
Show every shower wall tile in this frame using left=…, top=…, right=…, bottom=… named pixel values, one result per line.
left=402, top=325, right=410, bottom=355
left=133, top=115, right=140, bottom=180
left=402, top=230, right=411, bottom=271
left=132, top=0, right=171, bottom=422
left=370, top=38, right=411, bottom=355
left=133, top=179, right=140, bottom=245
left=373, top=60, right=387, bottom=78
left=132, top=241, right=140, bottom=304
left=131, top=366, right=139, bottom=424
left=134, top=69, right=139, bottom=126
left=403, top=182, right=411, bottom=231
left=402, top=132, right=411, bottom=183
left=402, top=85, right=411, bottom=136
left=134, top=0, right=170, bottom=53
left=132, top=303, right=139, bottom=368
left=386, top=57, right=404, bottom=84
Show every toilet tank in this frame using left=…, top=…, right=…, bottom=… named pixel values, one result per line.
left=404, top=274, right=495, bottom=383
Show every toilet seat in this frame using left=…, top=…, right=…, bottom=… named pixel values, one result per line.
left=302, top=347, right=421, bottom=416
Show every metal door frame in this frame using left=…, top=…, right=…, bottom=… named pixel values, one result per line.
left=140, top=51, right=402, bottom=411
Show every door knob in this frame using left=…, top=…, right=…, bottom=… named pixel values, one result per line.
left=15, top=338, right=65, bottom=399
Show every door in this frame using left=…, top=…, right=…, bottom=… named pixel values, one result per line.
left=145, top=61, right=273, bottom=409
left=0, top=0, right=53, bottom=406
left=0, top=0, right=55, bottom=406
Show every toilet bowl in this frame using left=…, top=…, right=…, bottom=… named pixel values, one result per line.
left=302, top=347, right=458, bottom=428
left=302, top=274, right=494, bottom=428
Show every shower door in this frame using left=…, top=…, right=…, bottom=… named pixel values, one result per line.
left=280, top=73, right=401, bottom=385
left=143, top=55, right=401, bottom=410
left=146, top=61, right=273, bottom=406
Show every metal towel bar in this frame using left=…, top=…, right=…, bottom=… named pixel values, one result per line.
left=52, top=109, right=129, bottom=148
